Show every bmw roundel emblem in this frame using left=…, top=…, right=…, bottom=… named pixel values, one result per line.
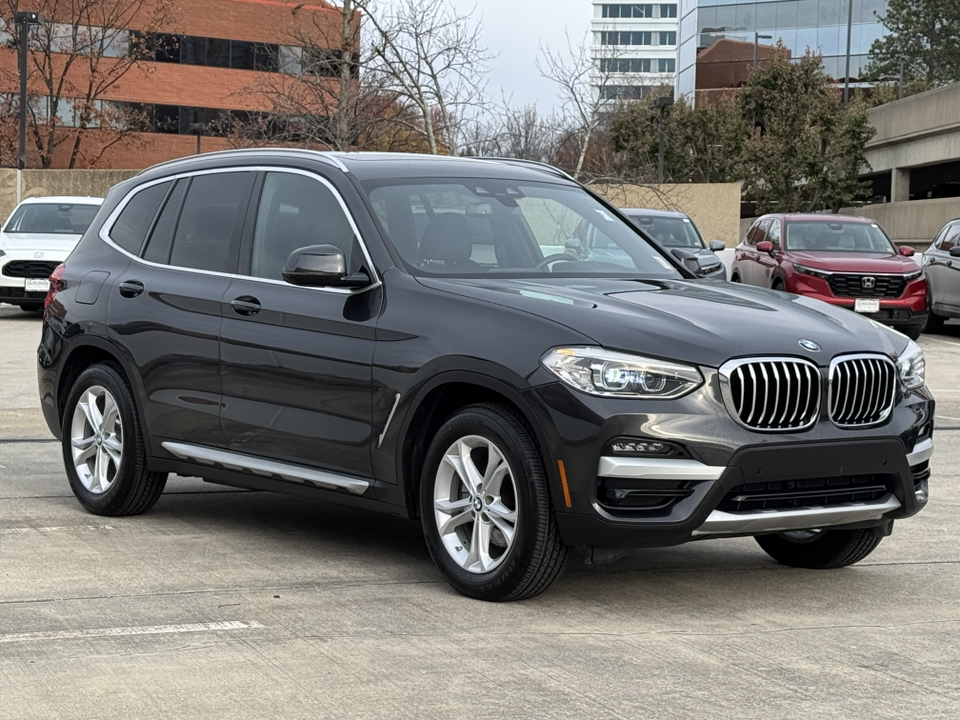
left=798, top=339, right=821, bottom=352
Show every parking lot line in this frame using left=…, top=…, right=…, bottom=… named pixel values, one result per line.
left=0, top=620, right=264, bottom=644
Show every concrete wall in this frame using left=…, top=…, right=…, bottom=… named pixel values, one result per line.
left=739, top=197, right=960, bottom=249
left=0, top=169, right=139, bottom=223
left=593, top=182, right=743, bottom=246
left=866, top=84, right=960, bottom=174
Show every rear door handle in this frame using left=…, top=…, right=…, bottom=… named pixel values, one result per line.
left=230, top=296, right=261, bottom=316
left=118, top=280, right=144, bottom=298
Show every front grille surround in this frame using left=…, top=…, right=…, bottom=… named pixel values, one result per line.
left=828, top=354, right=897, bottom=428
left=2, top=260, right=60, bottom=279
left=828, top=273, right=906, bottom=298
left=719, top=357, right=822, bottom=432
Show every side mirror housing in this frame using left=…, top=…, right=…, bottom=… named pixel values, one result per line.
left=282, top=245, right=370, bottom=288
left=899, top=245, right=915, bottom=257
left=672, top=248, right=720, bottom=277
left=756, top=240, right=774, bottom=254
left=950, top=246, right=960, bottom=258
left=708, top=240, right=726, bottom=252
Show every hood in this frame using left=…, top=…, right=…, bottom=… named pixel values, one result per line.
left=419, top=276, right=908, bottom=368
left=0, top=232, right=82, bottom=253
left=787, top=251, right=920, bottom=274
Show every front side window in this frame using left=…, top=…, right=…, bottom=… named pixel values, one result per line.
left=165, top=172, right=253, bottom=272
left=936, top=224, right=960, bottom=252
left=785, top=221, right=897, bottom=254
left=249, top=172, right=359, bottom=281
left=4, top=202, right=100, bottom=235
left=364, top=179, right=681, bottom=279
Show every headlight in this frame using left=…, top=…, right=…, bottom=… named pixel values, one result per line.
left=541, top=347, right=703, bottom=399
left=896, top=339, right=925, bottom=390
left=903, top=269, right=922, bottom=282
left=793, top=263, right=830, bottom=279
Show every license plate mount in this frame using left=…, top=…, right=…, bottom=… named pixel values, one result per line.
left=854, top=298, right=880, bottom=313
left=25, top=279, right=50, bottom=293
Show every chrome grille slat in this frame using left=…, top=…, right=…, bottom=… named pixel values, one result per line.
left=720, top=358, right=821, bottom=432
left=829, top=355, right=896, bottom=428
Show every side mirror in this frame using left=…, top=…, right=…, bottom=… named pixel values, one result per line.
left=708, top=240, right=726, bottom=252
left=899, top=245, right=915, bottom=257
left=282, top=244, right=370, bottom=288
left=672, top=248, right=720, bottom=277
left=950, top=246, right=960, bottom=258
left=756, top=240, right=774, bottom=254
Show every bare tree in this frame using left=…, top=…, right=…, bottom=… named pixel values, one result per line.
left=1, top=0, right=177, bottom=168
left=362, top=0, right=492, bottom=155
left=539, top=32, right=630, bottom=181
left=460, top=102, right=560, bottom=162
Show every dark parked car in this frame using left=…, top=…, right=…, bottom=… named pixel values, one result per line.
left=39, top=151, right=934, bottom=601
left=732, top=214, right=927, bottom=339
left=621, top=208, right=726, bottom=278
left=923, top=218, right=960, bottom=333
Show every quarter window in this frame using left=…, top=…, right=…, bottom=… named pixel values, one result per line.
left=110, top=182, right=170, bottom=254
left=939, top=224, right=960, bottom=252
left=167, top=172, right=254, bottom=273
left=249, top=172, right=358, bottom=281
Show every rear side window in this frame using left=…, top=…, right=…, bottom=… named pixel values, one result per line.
left=143, top=180, right=187, bottom=265
left=937, top=224, right=960, bottom=252
left=110, top=182, right=170, bottom=254
left=168, top=173, right=254, bottom=273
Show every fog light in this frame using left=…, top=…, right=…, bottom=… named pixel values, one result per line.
left=611, top=440, right=670, bottom=455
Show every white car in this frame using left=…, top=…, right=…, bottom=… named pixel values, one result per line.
left=0, top=196, right=103, bottom=311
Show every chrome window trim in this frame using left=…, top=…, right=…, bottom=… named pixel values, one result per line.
left=717, top=356, right=822, bottom=433
left=828, top=353, right=897, bottom=429
left=99, top=165, right=381, bottom=296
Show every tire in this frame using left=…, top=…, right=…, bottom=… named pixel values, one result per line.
left=420, top=403, right=568, bottom=601
left=903, top=324, right=923, bottom=341
left=755, top=528, right=882, bottom=569
left=924, top=312, right=945, bottom=334
left=772, top=280, right=784, bottom=292
left=730, top=273, right=741, bottom=283
left=61, top=363, right=167, bottom=516
left=19, top=303, right=41, bottom=312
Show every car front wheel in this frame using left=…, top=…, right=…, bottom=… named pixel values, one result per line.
left=420, top=404, right=568, bottom=601
left=62, top=363, right=167, bottom=516
left=755, top=528, right=882, bottom=569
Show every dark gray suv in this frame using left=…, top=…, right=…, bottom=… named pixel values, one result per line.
left=38, top=150, right=934, bottom=601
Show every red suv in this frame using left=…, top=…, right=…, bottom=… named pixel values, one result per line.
left=732, top=214, right=927, bottom=339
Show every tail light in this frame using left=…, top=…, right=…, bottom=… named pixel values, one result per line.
left=44, top=263, right=65, bottom=311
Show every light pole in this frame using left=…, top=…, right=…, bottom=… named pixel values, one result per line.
left=15, top=11, right=43, bottom=170
left=654, top=95, right=673, bottom=184
left=843, top=0, right=854, bottom=103
left=753, top=32, right=773, bottom=68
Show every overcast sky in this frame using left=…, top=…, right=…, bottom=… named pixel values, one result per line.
left=444, top=0, right=593, bottom=112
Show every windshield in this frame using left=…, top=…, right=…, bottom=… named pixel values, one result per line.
left=785, top=221, right=896, bottom=254
left=626, top=214, right=704, bottom=249
left=363, top=179, right=681, bottom=278
left=4, top=203, right=100, bottom=235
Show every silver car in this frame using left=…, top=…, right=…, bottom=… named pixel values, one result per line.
left=923, top=218, right=960, bottom=332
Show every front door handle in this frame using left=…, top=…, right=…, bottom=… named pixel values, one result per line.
left=118, top=280, right=144, bottom=298
left=230, top=296, right=261, bottom=316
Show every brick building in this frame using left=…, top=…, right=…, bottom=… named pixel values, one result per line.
left=0, top=0, right=349, bottom=168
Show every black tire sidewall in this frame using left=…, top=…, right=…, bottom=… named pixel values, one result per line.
left=420, top=406, right=549, bottom=600
left=62, top=364, right=142, bottom=514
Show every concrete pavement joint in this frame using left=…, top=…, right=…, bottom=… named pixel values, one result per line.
left=0, top=620, right=265, bottom=645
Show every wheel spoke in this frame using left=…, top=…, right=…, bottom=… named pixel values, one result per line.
left=435, top=497, right=471, bottom=514
left=458, top=440, right=485, bottom=493
left=481, top=441, right=508, bottom=492
left=103, top=439, right=123, bottom=469
left=438, top=509, right=472, bottom=536
left=487, top=500, right=517, bottom=525
left=101, top=393, right=119, bottom=434
left=78, top=390, right=103, bottom=431
left=73, top=439, right=97, bottom=466
left=488, top=512, right=516, bottom=546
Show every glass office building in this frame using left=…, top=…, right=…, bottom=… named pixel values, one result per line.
left=677, top=0, right=888, bottom=102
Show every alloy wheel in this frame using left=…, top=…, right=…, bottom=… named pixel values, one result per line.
left=70, top=385, right=124, bottom=494
left=433, top=435, right=519, bottom=573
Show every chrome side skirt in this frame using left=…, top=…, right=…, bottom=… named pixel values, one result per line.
left=692, top=494, right=902, bottom=536
left=161, top=442, right=371, bottom=495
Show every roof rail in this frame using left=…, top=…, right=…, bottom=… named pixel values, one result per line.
left=475, top=157, right=578, bottom=183
left=135, top=147, right=347, bottom=176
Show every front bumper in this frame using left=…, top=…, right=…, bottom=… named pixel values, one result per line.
left=0, top=251, right=64, bottom=304
left=527, top=377, right=934, bottom=548
left=792, top=276, right=927, bottom=329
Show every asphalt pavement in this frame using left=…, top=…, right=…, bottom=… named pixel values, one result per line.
left=1, top=305, right=958, bottom=719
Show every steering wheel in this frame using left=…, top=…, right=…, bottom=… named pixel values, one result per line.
left=535, top=252, right=581, bottom=270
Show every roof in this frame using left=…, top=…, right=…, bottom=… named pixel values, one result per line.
left=621, top=208, right=690, bottom=220
left=777, top=213, right=875, bottom=224
left=18, top=196, right=103, bottom=205
left=135, top=148, right=578, bottom=186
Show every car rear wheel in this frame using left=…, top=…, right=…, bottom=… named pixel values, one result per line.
left=924, top=312, right=945, bottom=334
left=420, top=404, right=568, bottom=601
left=903, top=324, right=923, bottom=340
left=772, top=279, right=784, bottom=292
left=62, top=363, right=167, bottom=516
left=730, top=273, right=741, bottom=283
left=755, top=528, right=882, bottom=569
